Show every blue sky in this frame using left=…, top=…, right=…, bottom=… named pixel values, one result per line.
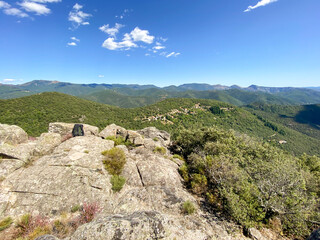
left=0, top=0, right=319, bottom=87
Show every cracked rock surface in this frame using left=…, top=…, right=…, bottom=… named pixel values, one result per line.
left=0, top=123, right=284, bottom=240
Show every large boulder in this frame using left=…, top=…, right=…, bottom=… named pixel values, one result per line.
left=127, top=130, right=144, bottom=146
left=0, top=136, right=114, bottom=217
left=138, top=127, right=170, bottom=147
left=48, top=123, right=99, bottom=137
left=99, top=124, right=127, bottom=139
left=0, top=124, right=28, bottom=145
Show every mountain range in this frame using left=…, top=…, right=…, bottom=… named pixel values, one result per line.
left=1, top=80, right=320, bottom=108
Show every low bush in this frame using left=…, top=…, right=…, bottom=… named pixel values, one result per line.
left=182, top=201, right=196, bottom=215
left=0, top=217, right=13, bottom=231
left=101, top=148, right=126, bottom=175
left=174, top=127, right=320, bottom=238
left=15, top=214, right=50, bottom=239
left=110, top=175, right=126, bottom=192
left=70, top=204, right=81, bottom=213
left=153, top=146, right=166, bottom=155
left=77, top=202, right=101, bottom=225
left=105, top=136, right=132, bottom=147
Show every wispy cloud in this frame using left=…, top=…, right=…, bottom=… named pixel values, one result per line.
left=115, top=9, right=132, bottom=19
left=71, top=36, right=80, bottom=42
left=67, top=42, right=77, bottom=46
left=68, top=3, right=91, bottom=29
left=18, top=1, right=51, bottom=15
left=99, top=23, right=124, bottom=38
left=1, top=78, right=23, bottom=83
left=166, top=52, right=180, bottom=58
left=98, top=75, right=104, bottom=78
left=0, top=1, right=10, bottom=8
left=29, top=0, right=61, bottom=2
left=0, top=1, right=29, bottom=17
left=4, top=7, right=28, bottom=17
left=244, top=0, right=278, bottom=12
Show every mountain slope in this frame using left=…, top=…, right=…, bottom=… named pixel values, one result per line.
left=0, top=92, right=320, bottom=156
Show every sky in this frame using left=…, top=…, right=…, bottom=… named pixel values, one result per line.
left=0, top=0, right=319, bottom=87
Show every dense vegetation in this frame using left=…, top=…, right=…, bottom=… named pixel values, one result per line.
left=0, top=92, right=319, bottom=157
left=174, top=127, right=320, bottom=238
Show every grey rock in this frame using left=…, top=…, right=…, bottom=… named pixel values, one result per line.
left=0, top=123, right=28, bottom=145
left=33, top=132, right=62, bottom=156
left=35, top=235, right=60, bottom=240
left=0, top=136, right=114, bottom=217
left=99, top=124, right=127, bottom=139
left=48, top=122, right=99, bottom=136
left=138, top=127, right=170, bottom=147
left=127, top=130, right=144, bottom=146
left=308, top=228, right=320, bottom=240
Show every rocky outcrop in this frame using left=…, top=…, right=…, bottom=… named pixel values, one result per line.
left=48, top=122, right=99, bottom=136
left=35, top=235, right=60, bottom=240
left=138, top=127, right=170, bottom=147
left=0, top=123, right=286, bottom=240
left=0, top=123, right=28, bottom=145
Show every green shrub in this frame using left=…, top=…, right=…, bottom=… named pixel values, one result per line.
left=173, top=127, right=319, bottom=238
left=110, top=175, right=126, bottom=192
left=182, top=201, right=196, bottom=215
left=179, top=164, right=189, bottom=182
left=153, top=146, right=166, bottom=155
left=106, top=136, right=132, bottom=147
left=191, top=174, right=207, bottom=194
left=0, top=217, right=13, bottom=231
left=153, top=137, right=159, bottom=141
left=172, top=154, right=184, bottom=161
left=70, top=205, right=81, bottom=213
left=102, top=148, right=126, bottom=175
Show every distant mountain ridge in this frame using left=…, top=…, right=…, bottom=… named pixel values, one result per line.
left=1, top=80, right=320, bottom=107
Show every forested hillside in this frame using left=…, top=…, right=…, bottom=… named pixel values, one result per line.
left=0, top=92, right=319, bottom=157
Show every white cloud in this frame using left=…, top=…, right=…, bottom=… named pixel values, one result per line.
left=153, top=42, right=165, bottom=50
left=71, top=36, right=80, bottom=41
left=166, top=52, right=180, bottom=58
left=99, top=23, right=124, bottom=37
left=30, top=0, right=61, bottom=2
left=4, top=8, right=28, bottom=17
left=68, top=42, right=77, bottom=46
left=101, top=27, right=155, bottom=51
left=115, top=9, right=132, bottom=19
left=98, top=75, right=104, bottom=78
left=69, top=3, right=91, bottom=28
left=102, top=37, right=137, bottom=50
left=2, top=78, right=16, bottom=82
left=159, top=37, right=168, bottom=42
left=145, top=53, right=150, bottom=56
left=0, top=1, right=10, bottom=8
left=19, top=1, right=51, bottom=15
left=130, top=27, right=154, bottom=44
left=244, top=0, right=278, bottom=12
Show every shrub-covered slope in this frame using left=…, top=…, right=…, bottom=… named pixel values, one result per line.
left=0, top=92, right=319, bottom=156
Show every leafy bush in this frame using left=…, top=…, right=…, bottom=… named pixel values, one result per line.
left=70, top=204, right=81, bottom=213
left=182, top=201, right=196, bottom=215
left=77, top=202, right=101, bottom=224
left=15, top=214, right=50, bottom=239
left=105, top=136, right=132, bottom=147
left=173, top=127, right=319, bottom=238
left=102, top=148, right=126, bottom=175
left=110, top=175, right=126, bottom=192
left=0, top=217, right=13, bottom=231
left=153, top=146, right=166, bottom=155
